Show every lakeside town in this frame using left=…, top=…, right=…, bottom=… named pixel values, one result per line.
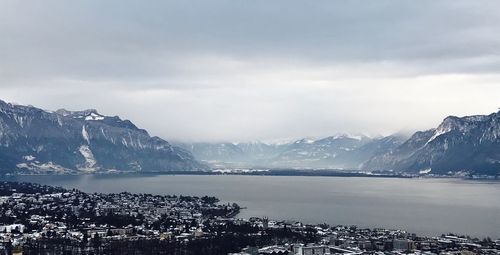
left=0, top=181, right=498, bottom=255
left=7, top=168, right=500, bottom=181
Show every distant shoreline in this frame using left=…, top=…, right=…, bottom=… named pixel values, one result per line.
left=5, top=169, right=499, bottom=180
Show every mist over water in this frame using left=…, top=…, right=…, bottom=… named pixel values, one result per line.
left=6, top=174, right=500, bottom=238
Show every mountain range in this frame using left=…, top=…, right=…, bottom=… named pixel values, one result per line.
left=177, top=113, right=500, bottom=176
left=1, top=99, right=499, bottom=176
left=363, top=112, right=500, bottom=176
left=175, top=134, right=408, bottom=170
left=0, top=99, right=207, bottom=174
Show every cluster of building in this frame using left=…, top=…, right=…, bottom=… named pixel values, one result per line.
left=231, top=220, right=500, bottom=255
left=0, top=181, right=239, bottom=252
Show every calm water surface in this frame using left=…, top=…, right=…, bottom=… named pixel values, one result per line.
left=4, top=174, right=500, bottom=238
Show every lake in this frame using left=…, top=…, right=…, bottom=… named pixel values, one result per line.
left=3, top=174, right=500, bottom=238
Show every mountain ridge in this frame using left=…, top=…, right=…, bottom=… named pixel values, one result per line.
left=176, top=111, right=500, bottom=176
left=0, top=99, right=207, bottom=174
left=1, top=98, right=498, bottom=176
left=363, top=111, right=500, bottom=175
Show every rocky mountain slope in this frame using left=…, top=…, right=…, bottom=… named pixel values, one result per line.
left=0, top=100, right=207, bottom=174
left=363, top=111, right=500, bottom=175
left=179, top=110, right=500, bottom=176
left=3, top=98, right=497, bottom=176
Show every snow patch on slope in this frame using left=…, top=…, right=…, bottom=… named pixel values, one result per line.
left=85, top=112, right=105, bottom=121
left=78, top=145, right=97, bottom=171
left=427, top=126, right=452, bottom=144
left=294, top=138, right=316, bottom=144
left=419, top=168, right=432, bottom=174
left=23, top=155, right=36, bottom=161
left=333, top=133, right=365, bottom=140
left=16, top=161, right=67, bottom=173
left=82, top=125, right=90, bottom=144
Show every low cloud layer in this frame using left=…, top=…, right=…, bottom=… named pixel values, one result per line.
left=1, top=0, right=499, bottom=142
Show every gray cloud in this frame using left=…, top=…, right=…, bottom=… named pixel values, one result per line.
left=1, top=0, right=499, bottom=141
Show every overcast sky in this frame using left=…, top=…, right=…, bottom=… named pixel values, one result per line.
left=1, top=1, right=500, bottom=142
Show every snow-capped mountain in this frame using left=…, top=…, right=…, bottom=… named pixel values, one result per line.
left=362, top=130, right=436, bottom=172
left=5, top=98, right=496, bottom=175
left=175, top=142, right=246, bottom=163
left=268, top=135, right=371, bottom=168
left=174, top=141, right=286, bottom=168
left=236, top=141, right=286, bottom=160
left=363, top=111, right=500, bottom=175
left=177, top=134, right=407, bottom=169
left=0, top=99, right=207, bottom=173
left=267, top=134, right=407, bottom=169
